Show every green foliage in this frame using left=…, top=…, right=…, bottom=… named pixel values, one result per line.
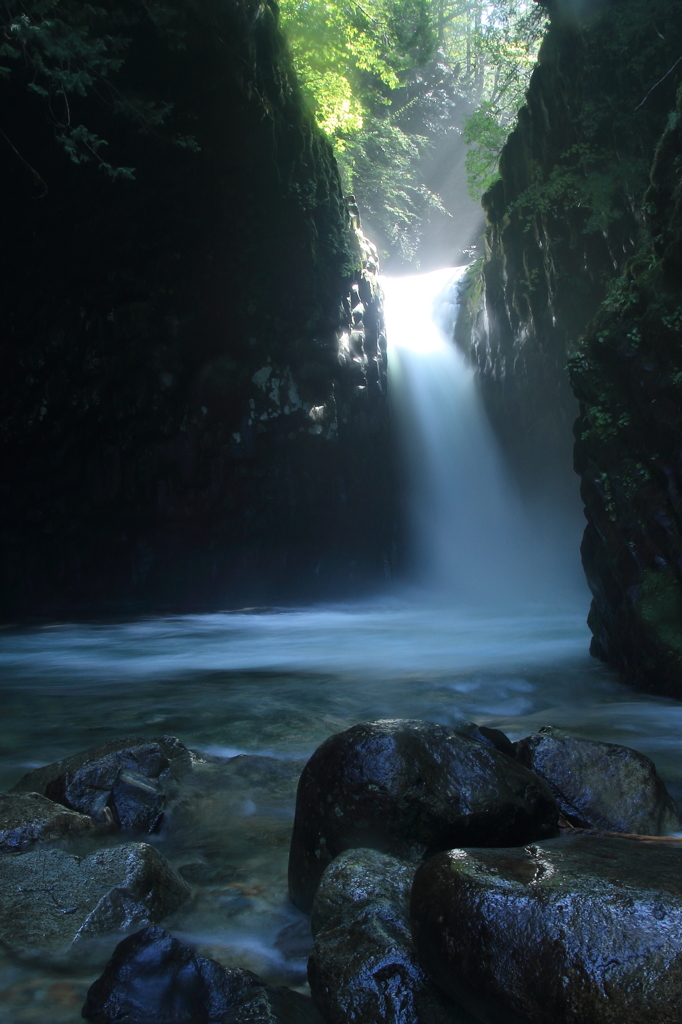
left=279, top=0, right=547, bottom=253
left=279, top=0, right=407, bottom=137
left=0, top=0, right=197, bottom=183
left=637, top=568, right=682, bottom=657
left=506, top=0, right=682, bottom=234
left=457, top=0, right=546, bottom=197
left=509, top=144, right=650, bottom=233
left=337, top=116, right=447, bottom=260
left=462, top=100, right=512, bottom=196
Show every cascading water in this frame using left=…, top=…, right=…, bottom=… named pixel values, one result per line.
left=2, top=269, right=682, bottom=1020
left=383, top=267, right=536, bottom=602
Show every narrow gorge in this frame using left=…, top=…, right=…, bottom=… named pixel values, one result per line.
left=1, top=0, right=682, bottom=1021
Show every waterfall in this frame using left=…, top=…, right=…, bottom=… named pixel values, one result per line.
left=384, top=267, right=537, bottom=604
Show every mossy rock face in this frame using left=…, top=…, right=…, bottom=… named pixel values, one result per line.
left=454, top=0, right=682, bottom=508
left=569, top=87, right=682, bottom=697
left=455, top=0, right=682, bottom=695
left=0, top=2, right=396, bottom=615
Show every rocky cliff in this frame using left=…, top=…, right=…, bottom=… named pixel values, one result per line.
left=570, top=89, right=682, bottom=697
left=0, top=0, right=396, bottom=615
left=455, top=0, right=682, bottom=503
left=455, top=0, right=682, bottom=693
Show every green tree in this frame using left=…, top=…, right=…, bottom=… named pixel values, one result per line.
left=0, top=0, right=196, bottom=190
left=279, top=0, right=546, bottom=258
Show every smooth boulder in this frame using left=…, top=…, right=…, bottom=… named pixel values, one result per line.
left=288, top=720, right=559, bottom=911
left=12, top=736, right=193, bottom=833
left=0, top=842, right=190, bottom=962
left=0, top=791, right=98, bottom=852
left=309, top=848, right=476, bottom=1024
left=515, top=726, right=681, bottom=833
left=83, top=926, right=324, bottom=1023
left=410, top=834, right=682, bottom=1024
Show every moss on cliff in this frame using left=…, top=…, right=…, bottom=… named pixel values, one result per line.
left=455, top=0, right=682, bottom=505
left=569, top=86, right=682, bottom=696
left=454, top=0, right=682, bottom=693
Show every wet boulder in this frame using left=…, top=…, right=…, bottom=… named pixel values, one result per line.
left=82, top=926, right=324, bottom=1023
left=309, top=847, right=475, bottom=1024
left=410, top=834, right=682, bottom=1024
left=0, top=842, right=190, bottom=963
left=11, top=736, right=193, bottom=833
left=288, top=719, right=559, bottom=911
left=0, top=791, right=98, bottom=852
left=514, top=726, right=680, bottom=834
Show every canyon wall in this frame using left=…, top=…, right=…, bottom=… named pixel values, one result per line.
left=570, top=89, right=682, bottom=697
left=455, top=0, right=682, bottom=693
left=0, top=0, right=396, bottom=615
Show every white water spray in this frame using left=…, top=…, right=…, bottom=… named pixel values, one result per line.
left=384, top=267, right=538, bottom=603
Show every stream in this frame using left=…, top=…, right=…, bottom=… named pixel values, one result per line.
left=1, top=270, right=681, bottom=1022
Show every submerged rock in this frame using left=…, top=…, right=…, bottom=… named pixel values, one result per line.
left=515, top=726, right=680, bottom=834
left=309, top=848, right=474, bottom=1024
left=82, top=926, right=323, bottom=1023
left=288, top=719, right=559, bottom=912
left=12, top=736, right=193, bottom=833
left=410, top=834, right=682, bottom=1024
left=0, top=843, right=190, bottom=962
left=0, top=791, right=98, bottom=852
left=167, top=753, right=306, bottom=881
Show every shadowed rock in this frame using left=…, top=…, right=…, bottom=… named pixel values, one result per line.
left=82, top=926, right=323, bottom=1023
left=0, top=843, right=190, bottom=963
left=0, top=791, right=98, bottom=852
left=288, top=719, right=559, bottom=912
left=12, top=736, right=192, bottom=833
left=410, top=834, right=682, bottom=1024
left=309, top=848, right=476, bottom=1024
left=515, top=726, right=680, bottom=833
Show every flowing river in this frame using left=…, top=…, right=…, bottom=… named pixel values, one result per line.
left=1, top=271, right=681, bottom=1021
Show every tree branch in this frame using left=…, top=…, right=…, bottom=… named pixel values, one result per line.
left=634, top=55, right=682, bottom=111
left=0, top=125, right=47, bottom=196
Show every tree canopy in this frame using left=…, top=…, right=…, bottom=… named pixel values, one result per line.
left=279, top=0, right=546, bottom=260
left=1, top=0, right=546, bottom=260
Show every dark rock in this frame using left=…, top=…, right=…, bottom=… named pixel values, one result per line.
left=0, top=842, right=190, bottom=962
left=515, top=726, right=681, bottom=834
left=460, top=723, right=516, bottom=759
left=309, top=848, right=475, bottom=1024
left=310, top=847, right=415, bottom=938
left=12, top=736, right=192, bottom=833
left=288, top=720, right=559, bottom=912
left=82, top=926, right=324, bottom=1023
left=1, top=0, right=396, bottom=619
left=410, top=834, right=682, bottom=1024
left=569, top=85, right=682, bottom=698
left=454, top=0, right=682, bottom=513
left=0, top=791, right=98, bottom=852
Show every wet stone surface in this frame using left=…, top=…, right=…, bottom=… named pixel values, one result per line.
left=0, top=843, right=190, bottom=964
left=288, top=719, right=559, bottom=912
left=515, top=726, right=681, bottom=834
left=0, top=749, right=312, bottom=1020
left=411, top=833, right=682, bottom=1024
left=0, top=792, right=98, bottom=852
left=309, top=848, right=475, bottom=1024
left=82, top=926, right=323, bottom=1024
left=12, top=736, right=193, bottom=834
